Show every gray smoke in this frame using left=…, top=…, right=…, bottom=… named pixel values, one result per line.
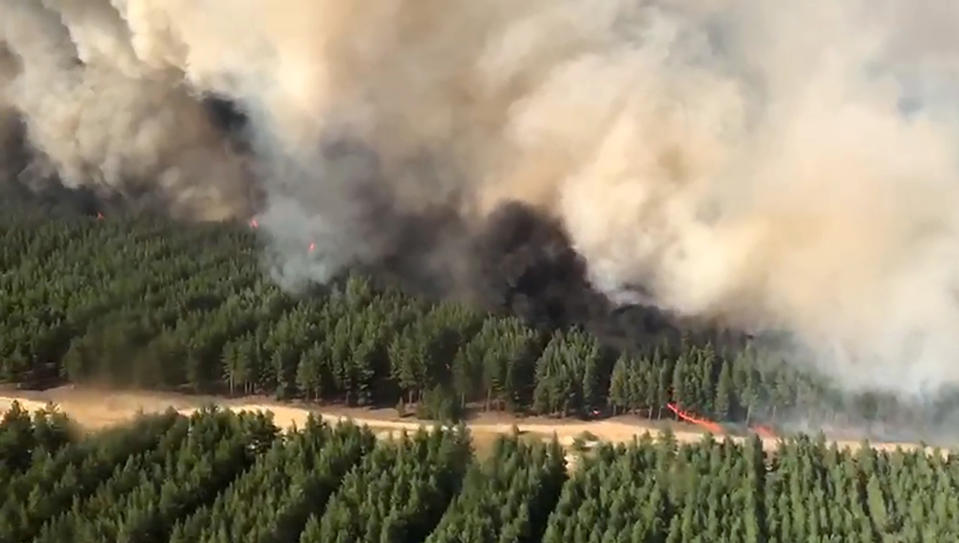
left=0, top=0, right=252, bottom=219
left=2, top=0, right=959, bottom=396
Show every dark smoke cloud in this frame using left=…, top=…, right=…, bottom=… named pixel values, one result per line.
left=472, top=202, right=605, bottom=327
left=3, top=0, right=959, bottom=397
left=257, top=136, right=661, bottom=333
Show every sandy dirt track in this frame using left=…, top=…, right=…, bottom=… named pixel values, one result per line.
left=0, top=385, right=942, bottom=455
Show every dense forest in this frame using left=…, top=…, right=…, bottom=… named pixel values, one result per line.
left=0, top=210, right=954, bottom=435
left=2, top=404, right=958, bottom=542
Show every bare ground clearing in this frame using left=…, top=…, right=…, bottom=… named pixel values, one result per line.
left=0, top=385, right=943, bottom=457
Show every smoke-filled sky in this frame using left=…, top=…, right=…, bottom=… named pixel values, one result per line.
left=2, top=0, right=959, bottom=395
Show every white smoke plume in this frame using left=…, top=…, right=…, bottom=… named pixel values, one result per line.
left=2, top=0, right=959, bottom=395
left=0, top=0, right=251, bottom=219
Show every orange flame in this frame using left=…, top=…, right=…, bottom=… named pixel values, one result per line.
left=666, top=403, right=724, bottom=435
left=751, top=424, right=777, bottom=440
left=249, top=218, right=259, bottom=229
left=308, top=242, right=316, bottom=253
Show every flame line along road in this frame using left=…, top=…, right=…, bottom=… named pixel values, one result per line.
left=0, top=386, right=941, bottom=455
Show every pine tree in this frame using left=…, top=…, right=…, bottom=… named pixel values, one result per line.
left=608, top=355, right=630, bottom=416
left=671, top=357, right=686, bottom=410
left=714, top=359, right=733, bottom=421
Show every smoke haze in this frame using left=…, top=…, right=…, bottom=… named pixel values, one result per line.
left=2, top=0, right=959, bottom=395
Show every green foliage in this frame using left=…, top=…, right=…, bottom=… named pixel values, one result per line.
left=417, top=384, right=465, bottom=423
left=299, top=426, right=473, bottom=543
left=0, top=210, right=912, bottom=428
left=2, top=403, right=959, bottom=542
left=169, top=415, right=376, bottom=543
left=0, top=401, right=74, bottom=479
left=426, top=434, right=567, bottom=543
left=532, top=328, right=603, bottom=417
left=0, top=409, right=181, bottom=543
left=33, top=407, right=278, bottom=543
left=542, top=434, right=959, bottom=543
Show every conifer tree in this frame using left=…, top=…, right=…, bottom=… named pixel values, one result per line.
left=714, top=359, right=733, bottom=421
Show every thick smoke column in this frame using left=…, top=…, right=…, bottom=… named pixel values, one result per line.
left=0, top=0, right=251, bottom=219
left=2, top=0, right=959, bottom=395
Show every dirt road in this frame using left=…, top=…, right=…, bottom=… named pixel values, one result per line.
left=0, top=385, right=939, bottom=456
